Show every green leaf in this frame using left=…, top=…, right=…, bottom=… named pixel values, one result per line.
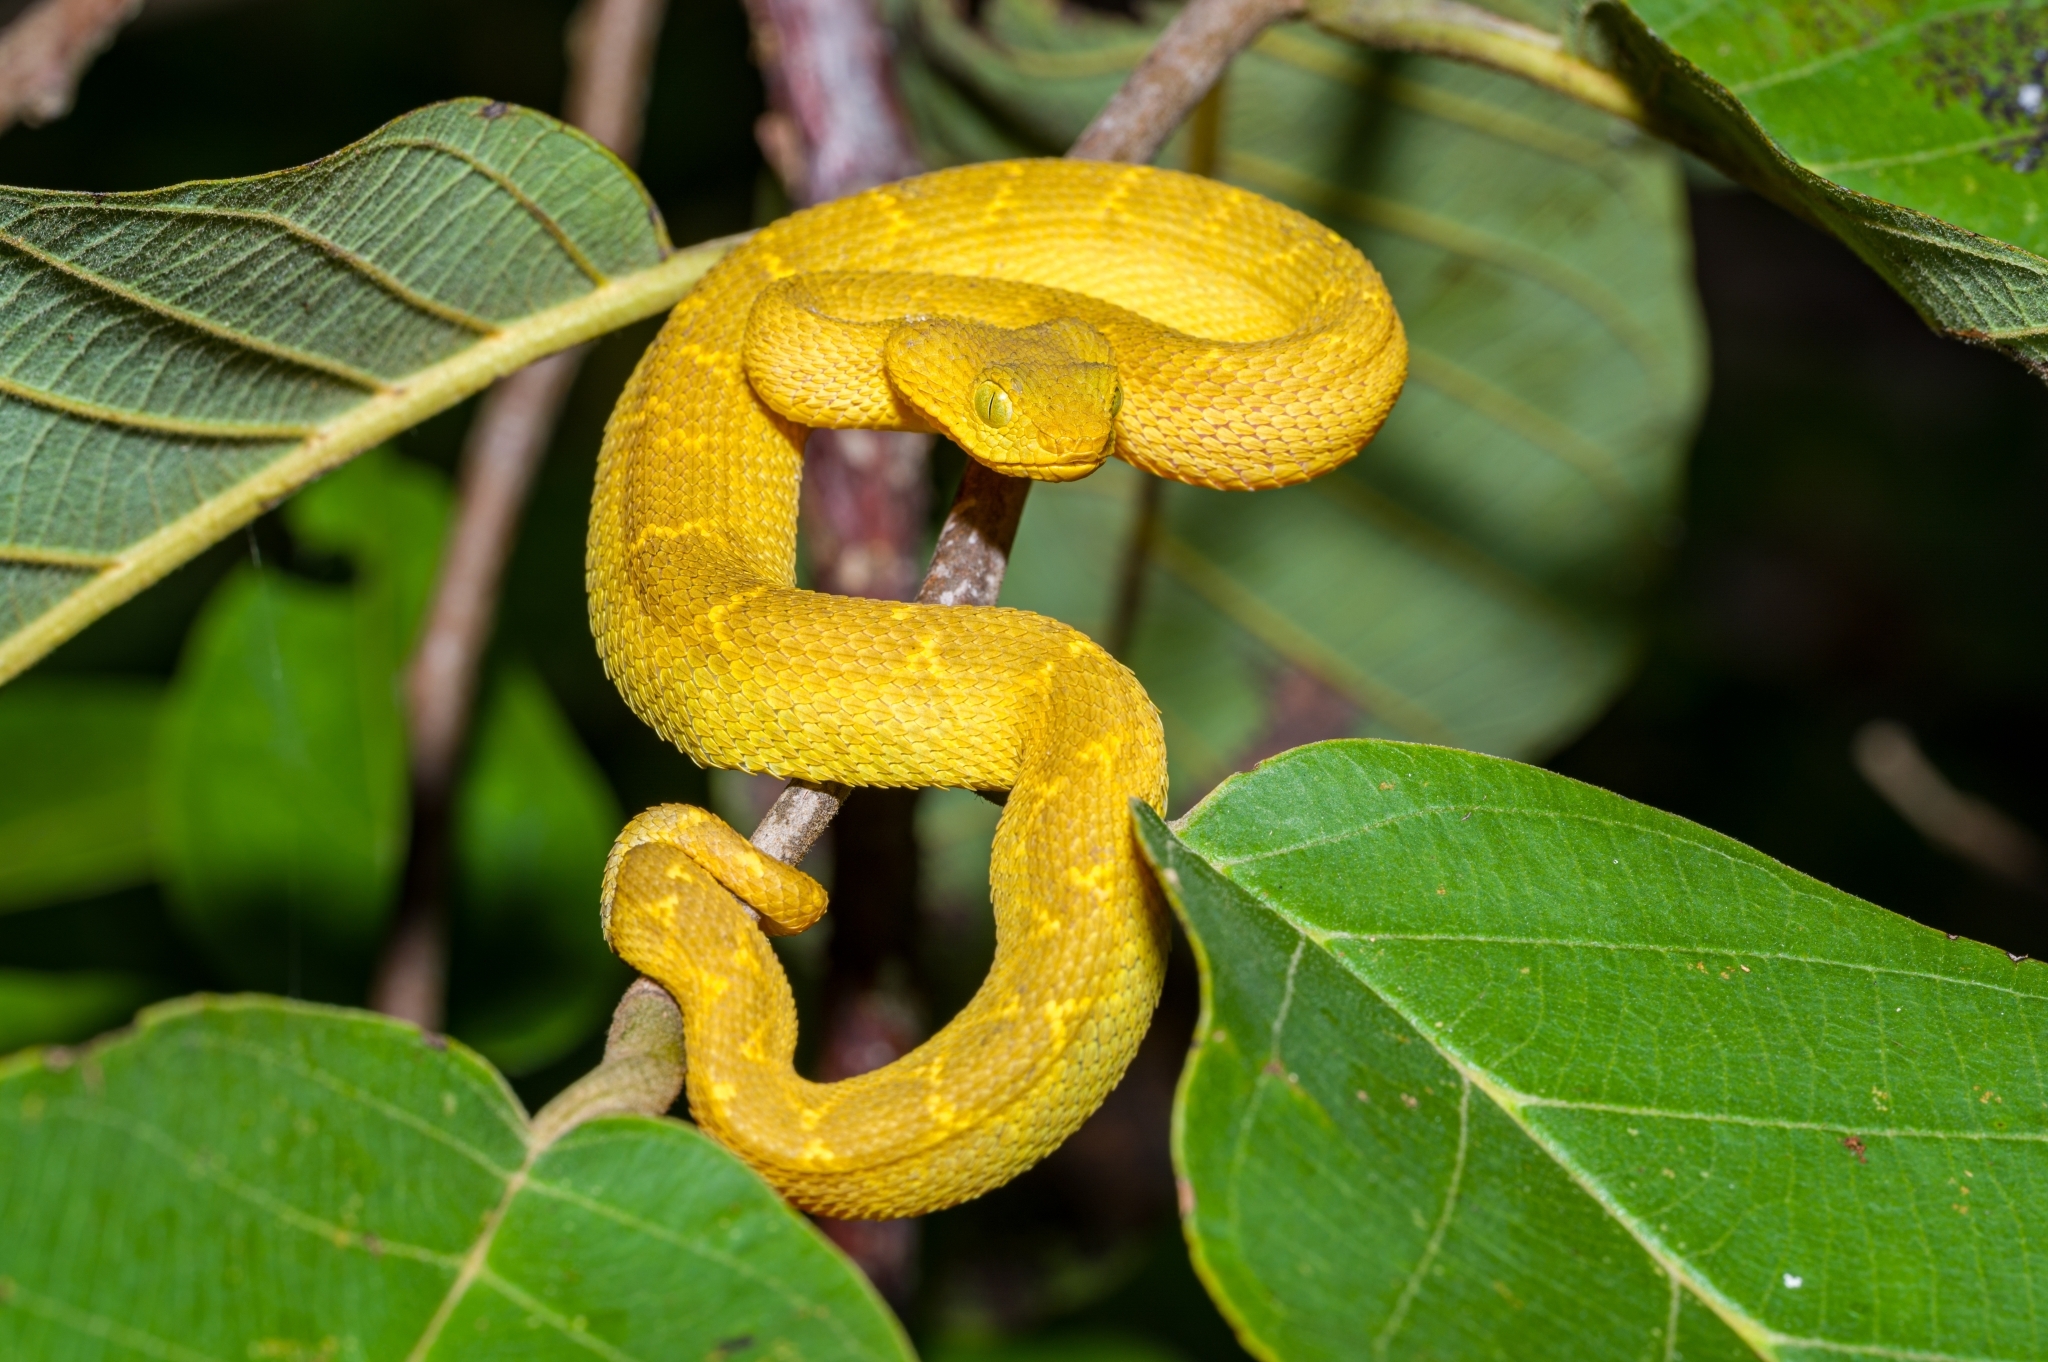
left=901, top=0, right=1706, bottom=784
left=449, top=665, right=629, bottom=1076
left=1138, top=741, right=2048, bottom=1361
left=0, top=676, right=160, bottom=914
left=1594, top=0, right=2048, bottom=376
left=0, top=995, right=913, bottom=1359
left=0, top=968, right=153, bottom=1055
left=152, top=451, right=446, bottom=995
left=0, top=98, right=735, bottom=686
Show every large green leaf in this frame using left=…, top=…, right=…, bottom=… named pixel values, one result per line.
left=0, top=675, right=160, bottom=914
left=152, top=451, right=447, bottom=996
left=897, top=0, right=1706, bottom=789
left=1138, top=741, right=2047, bottom=1360
left=1590, top=0, right=2048, bottom=376
left=0, top=98, right=734, bottom=686
left=0, top=996, right=914, bottom=1359
left=449, top=664, right=629, bottom=1076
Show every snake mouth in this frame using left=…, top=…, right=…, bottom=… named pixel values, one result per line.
left=1008, top=450, right=1109, bottom=482
left=968, top=431, right=1113, bottom=481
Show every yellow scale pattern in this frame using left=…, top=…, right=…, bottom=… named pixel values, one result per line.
left=588, top=158, right=1406, bottom=1219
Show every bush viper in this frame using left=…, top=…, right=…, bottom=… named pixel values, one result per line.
left=588, top=157, right=1406, bottom=1220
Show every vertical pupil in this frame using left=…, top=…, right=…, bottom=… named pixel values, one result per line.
left=975, top=381, right=1012, bottom=427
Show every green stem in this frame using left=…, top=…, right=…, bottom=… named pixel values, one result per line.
left=529, top=979, right=686, bottom=1147
left=1310, top=0, right=1646, bottom=125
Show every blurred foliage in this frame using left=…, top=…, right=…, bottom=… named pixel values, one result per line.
left=0, top=676, right=157, bottom=913
left=1553, top=189, right=2048, bottom=968
left=155, top=452, right=443, bottom=997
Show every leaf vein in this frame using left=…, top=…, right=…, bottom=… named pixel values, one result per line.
left=0, top=224, right=386, bottom=390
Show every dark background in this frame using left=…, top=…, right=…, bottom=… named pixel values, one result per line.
left=4, top=0, right=2043, bottom=1354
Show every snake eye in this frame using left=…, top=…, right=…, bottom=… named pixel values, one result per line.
left=973, top=380, right=1013, bottom=428
left=1109, top=385, right=1124, bottom=420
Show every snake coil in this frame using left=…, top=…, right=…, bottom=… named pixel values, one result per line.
left=590, top=158, right=1405, bottom=1219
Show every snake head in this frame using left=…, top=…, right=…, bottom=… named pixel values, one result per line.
left=885, top=316, right=1120, bottom=481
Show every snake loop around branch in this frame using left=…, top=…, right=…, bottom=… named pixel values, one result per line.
left=589, top=158, right=1405, bottom=1220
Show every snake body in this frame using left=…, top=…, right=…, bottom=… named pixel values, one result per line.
left=589, top=159, right=1405, bottom=1219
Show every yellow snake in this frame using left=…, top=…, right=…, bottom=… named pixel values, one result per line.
left=588, top=158, right=1405, bottom=1220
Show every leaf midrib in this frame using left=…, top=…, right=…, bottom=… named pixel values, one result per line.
left=1718, top=0, right=2015, bottom=97
left=1206, top=845, right=2036, bottom=1362
left=0, top=234, right=740, bottom=685
left=1196, top=797, right=2045, bottom=996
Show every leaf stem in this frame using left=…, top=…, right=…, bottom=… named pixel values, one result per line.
left=1309, top=0, right=1646, bottom=125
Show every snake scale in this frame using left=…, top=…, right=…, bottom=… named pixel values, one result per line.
left=589, top=158, right=1406, bottom=1220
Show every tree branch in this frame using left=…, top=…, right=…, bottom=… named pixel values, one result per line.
left=369, top=0, right=673, bottom=1029
left=529, top=977, right=687, bottom=1147
left=1071, top=0, right=1303, bottom=163
left=741, top=0, right=920, bottom=205
left=0, top=0, right=140, bottom=135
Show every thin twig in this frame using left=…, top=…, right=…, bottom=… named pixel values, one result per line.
left=1308, top=0, right=1645, bottom=124
left=1071, top=0, right=1302, bottom=163
left=369, top=0, right=673, bottom=1029
left=564, top=0, right=668, bottom=163
left=1852, top=720, right=2047, bottom=894
left=0, top=0, right=139, bottom=134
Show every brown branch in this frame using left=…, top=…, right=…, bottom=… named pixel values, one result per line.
left=0, top=0, right=139, bottom=134
left=369, top=0, right=673, bottom=1029
left=741, top=0, right=920, bottom=205
left=1071, top=0, right=1303, bottom=163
